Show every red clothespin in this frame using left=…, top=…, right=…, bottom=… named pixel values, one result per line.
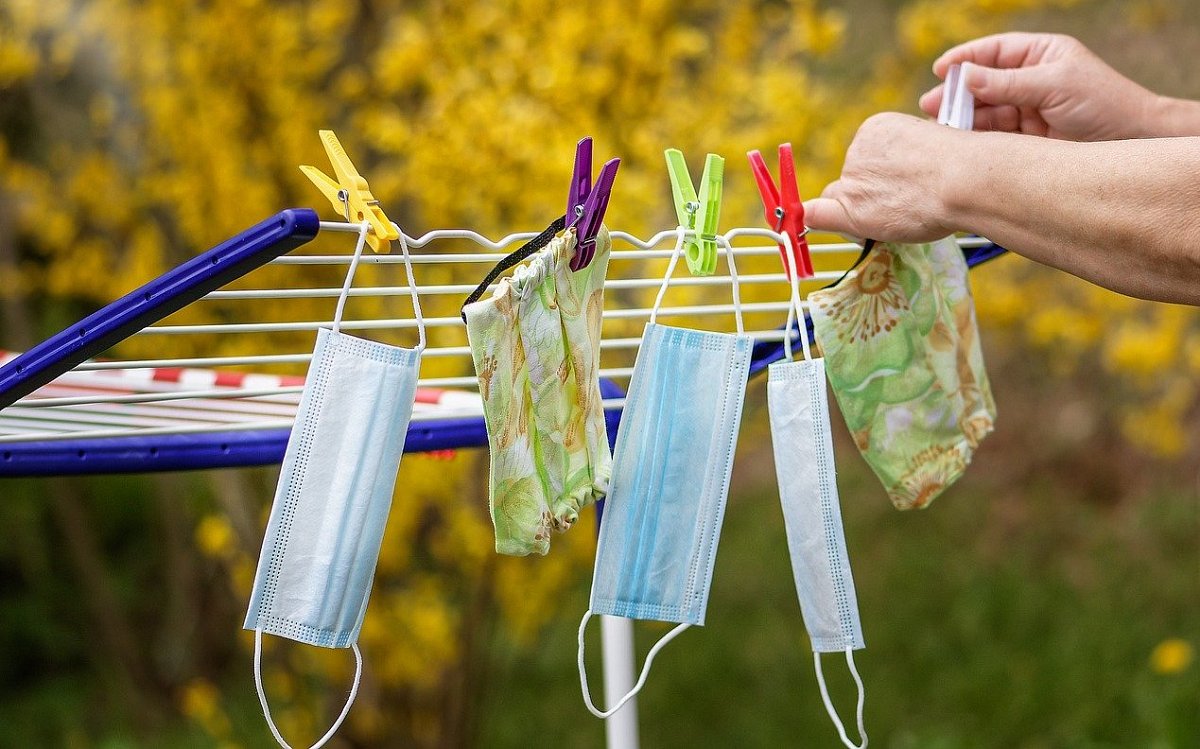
left=748, top=143, right=813, bottom=280
left=566, top=136, right=620, bottom=271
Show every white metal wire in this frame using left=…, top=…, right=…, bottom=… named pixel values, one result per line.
left=0, top=225, right=992, bottom=443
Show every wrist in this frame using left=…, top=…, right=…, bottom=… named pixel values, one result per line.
left=939, top=130, right=1053, bottom=236
left=1143, top=95, right=1200, bottom=137
left=937, top=129, right=982, bottom=233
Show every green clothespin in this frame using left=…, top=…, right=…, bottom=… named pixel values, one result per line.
left=665, top=149, right=724, bottom=276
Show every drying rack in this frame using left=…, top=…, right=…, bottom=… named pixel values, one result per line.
left=0, top=208, right=1006, bottom=748
left=0, top=209, right=1005, bottom=475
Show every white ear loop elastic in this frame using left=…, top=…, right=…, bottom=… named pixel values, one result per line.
left=254, top=629, right=363, bottom=749
left=393, top=225, right=427, bottom=353
left=331, top=222, right=370, bottom=335
left=649, top=227, right=687, bottom=326
left=779, top=230, right=812, bottom=362
left=649, top=227, right=745, bottom=333
left=577, top=610, right=691, bottom=719
left=814, top=647, right=868, bottom=749
left=717, top=234, right=746, bottom=334
left=331, top=221, right=427, bottom=353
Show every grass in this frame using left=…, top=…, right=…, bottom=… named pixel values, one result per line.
left=2, top=376, right=1194, bottom=748
left=476, top=382, right=1199, bottom=748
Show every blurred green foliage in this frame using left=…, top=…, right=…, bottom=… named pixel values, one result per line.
left=489, top=420, right=1200, bottom=747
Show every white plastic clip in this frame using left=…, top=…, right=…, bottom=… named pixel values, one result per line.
left=938, top=63, right=975, bottom=131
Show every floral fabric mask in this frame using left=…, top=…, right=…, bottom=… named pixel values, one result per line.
left=808, top=237, right=995, bottom=509
left=464, top=227, right=612, bottom=555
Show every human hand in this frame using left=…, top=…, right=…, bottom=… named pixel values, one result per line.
left=918, top=33, right=1159, bottom=141
left=803, top=113, right=966, bottom=243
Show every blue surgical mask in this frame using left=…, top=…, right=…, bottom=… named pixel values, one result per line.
left=578, top=229, right=752, bottom=718
left=244, top=225, right=426, bottom=749
left=769, top=241, right=867, bottom=749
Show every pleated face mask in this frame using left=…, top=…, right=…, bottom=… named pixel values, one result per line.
left=577, top=228, right=753, bottom=719
left=809, top=238, right=996, bottom=509
left=463, top=223, right=612, bottom=556
left=769, top=242, right=867, bottom=749
left=244, top=225, right=426, bottom=749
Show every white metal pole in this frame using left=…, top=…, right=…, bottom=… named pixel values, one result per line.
left=600, top=614, right=640, bottom=749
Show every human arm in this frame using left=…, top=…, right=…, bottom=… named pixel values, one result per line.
left=804, top=113, right=1200, bottom=305
left=1146, top=95, right=1200, bottom=139
left=917, top=32, right=1200, bottom=140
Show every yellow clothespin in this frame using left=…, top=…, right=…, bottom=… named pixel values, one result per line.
left=300, top=130, right=399, bottom=253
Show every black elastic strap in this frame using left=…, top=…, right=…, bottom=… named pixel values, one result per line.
left=820, top=239, right=876, bottom=290
left=461, top=216, right=566, bottom=321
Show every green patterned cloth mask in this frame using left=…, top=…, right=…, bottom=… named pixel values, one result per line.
left=809, top=237, right=996, bottom=510
left=464, top=227, right=612, bottom=556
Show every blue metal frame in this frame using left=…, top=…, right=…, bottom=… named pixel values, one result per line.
left=0, top=419, right=492, bottom=476
left=0, top=209, right=321, bottom=409
left=0, top=382, right=616, bottom=477
left=1, top=429, right=295, bottom=476
left=0, top=225, right=1006, bottom=477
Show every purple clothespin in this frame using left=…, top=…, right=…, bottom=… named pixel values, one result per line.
left=566, top=136, right=620, bottom=271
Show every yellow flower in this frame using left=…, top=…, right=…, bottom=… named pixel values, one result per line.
left=1150, top=638, right=1194, bottom=675
left=195, top=515, right=236, bottom=559
left=180, top=678, right=220, bottom=720
left=180, top=678, right=232, bottom=736
left=0, top=38, right=37, bottom=85
left=1121, top=405, right=1186, bottom=457
left=1103, top=322, right=1179, bottom=379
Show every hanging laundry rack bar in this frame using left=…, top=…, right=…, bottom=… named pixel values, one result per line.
left=0, top=210, right=1006, bottom=476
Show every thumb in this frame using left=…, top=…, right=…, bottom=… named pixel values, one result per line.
left=803, top=197, right=856, bottom=236
left=963, top=62, right=1053, bottom=108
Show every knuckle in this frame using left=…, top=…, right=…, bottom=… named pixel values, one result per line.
left=860, top=112, right=892, bottom=130
left=1050, top=33, right=1082, bottom=51
left=860, top=111, right=907, bottom=134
